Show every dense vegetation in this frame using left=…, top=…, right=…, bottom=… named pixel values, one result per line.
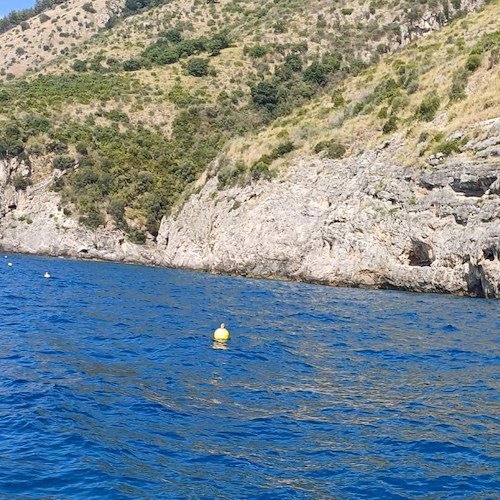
left=0, top=77, right=237, bottom=238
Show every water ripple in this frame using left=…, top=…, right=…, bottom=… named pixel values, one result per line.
left=0, top=255, right=498, bottom=498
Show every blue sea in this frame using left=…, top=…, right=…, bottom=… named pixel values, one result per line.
left=0, top=254, right=498, bottom=499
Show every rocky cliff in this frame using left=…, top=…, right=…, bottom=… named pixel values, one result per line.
left=0, top=157, right=156, bottom=265
left=155, top=120, right=500, bottom=298
left=3, top=119, right=498, bottom=298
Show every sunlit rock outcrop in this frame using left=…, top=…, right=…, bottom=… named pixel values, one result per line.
left=156, top=125, right=500, bottom=297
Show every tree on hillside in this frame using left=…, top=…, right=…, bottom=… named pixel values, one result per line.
left=251, top=81, right=280, bottom=112
left=187, top=58, right=209, bottom=77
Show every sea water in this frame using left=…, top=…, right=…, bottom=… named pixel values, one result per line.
left=0, top=254, right=498, bottom=498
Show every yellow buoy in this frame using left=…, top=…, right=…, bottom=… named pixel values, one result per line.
left=213, top=323, right=230, bottom=342
left=44, top=272, right=51, bottom=278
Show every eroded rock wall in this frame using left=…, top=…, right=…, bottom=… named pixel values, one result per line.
left=0, top=158, right=156, bottom=265
left=1, top=126, right=499, bottom=297
left=156, top=133, right=500, bottom=297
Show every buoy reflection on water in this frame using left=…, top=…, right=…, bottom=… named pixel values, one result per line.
left=212, top=341, right=228, bottom=350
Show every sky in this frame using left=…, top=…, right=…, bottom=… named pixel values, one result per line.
left=0, top=0, right=37, bottom=18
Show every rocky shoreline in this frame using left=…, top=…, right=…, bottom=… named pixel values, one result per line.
left=2, top=128, right=499, bottom=298
left=155, top=152, right=500, bottom=298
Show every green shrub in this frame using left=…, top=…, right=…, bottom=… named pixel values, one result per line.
left=52, top=176, right=65, bottom=192
left=79, top=207, right=104, bottom=229
left=82, top=2, right=96, bottom=13
left=167, top=83, right=198, bottom=107
left=245, top=45, right=268, bottom=58
left=321, top=53, right=342, bottom=73
left=273, top=20, right=286, bottom=33
left=127, top=227, right=146, bottom=244
left=378, top=106, right=388, bottom=119
left=24, top=114, right=50, bottom=134
left=47, top=141, right=68, bottom=154
left=465, top=53, right=482, bottom=71
left=186, top=58, right=209, bottom=77
left=72, top=167, right=100, bottom=191
left=72, top=59, right=87, bottom=73
left=373, top=78, right=400, bottom=104
left=123, top=59, right=142, bottom=71
left=331, top=89, right=346, bottom=108
left=415, top=91, right=440, bottom=121
left=0, top=137, right=24, bottom=158
left=53, top=155, right=75, bottom=170
left=382, top=115, right=398, bottom=133
left=124, top=0, right=150, bottom=11
left=12, top=174, right=32, bottom=191
left=433, top=138, right=464, bottom=156
left=76, top=142, right=89, bottom=155
left=449, top=68, right=468, bottom=101
left=284, top=53, right=303, bottom=72
left=161, top=29, right=183, bottom=44
left=314, top=140, right=346, bottom=159
left=273, top=141, right=294, bottom=157
left=489, top=48, right=499, bottom=68
left=251, top=81, right=280, bottom=112
left=303, top=62, right=328, bottom=86
left=218, top=160, right=246, bottom=189
left=107, top=198, right=126, bottom=225
left=206, top=32, right=230, bottom=56
left=250, top=161, right=272, bottom=181
left=391, top=95, right=409, bottom=113
left=405, top=79, right=419, bottom=94
left=145, top=45, right=179, bottom=65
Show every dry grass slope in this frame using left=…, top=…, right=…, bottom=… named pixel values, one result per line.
left=222, top=0, right=499, bottom=173
left=0, top=0, right=125, bottom=80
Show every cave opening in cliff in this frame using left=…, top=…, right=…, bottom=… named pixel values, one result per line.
left=408, top=239, right=433, bottom=267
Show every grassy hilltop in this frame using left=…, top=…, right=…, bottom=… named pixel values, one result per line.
left=0, top=0, right=498, bottom=243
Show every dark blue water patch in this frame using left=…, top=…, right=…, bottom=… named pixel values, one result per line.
left=0, top=254, right=499, bottom=498
left=441, top=324, right=460, bottom=332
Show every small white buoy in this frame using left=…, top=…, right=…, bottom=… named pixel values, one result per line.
left=4, top=255, right=7, bottom=258
left=7, top=262, right=13, bottom=267
left=44, top=272, right=51, bottom=278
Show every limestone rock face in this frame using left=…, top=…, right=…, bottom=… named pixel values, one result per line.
left=1, top=132, right=499, bottom=297
left=156, top=142, right=500, bottom=298
left=0, top=159, right=156, bottom=265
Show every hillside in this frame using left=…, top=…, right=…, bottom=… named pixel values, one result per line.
left=0, top=0, right=499, bottom=296
left=0, top=0, right=125, bottom=79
